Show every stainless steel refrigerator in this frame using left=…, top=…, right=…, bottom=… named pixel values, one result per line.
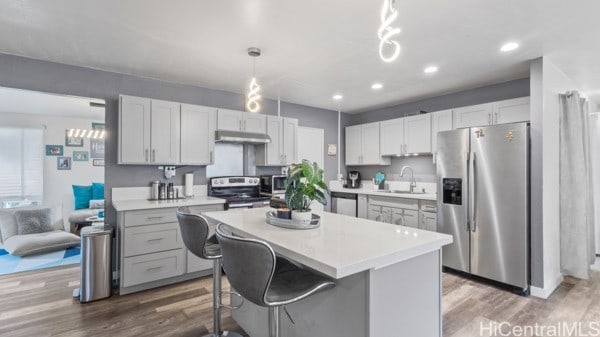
left=436, top=122, right=529, bottom=291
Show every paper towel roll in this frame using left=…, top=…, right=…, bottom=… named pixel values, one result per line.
left=184, top=173, right=194, bottom=197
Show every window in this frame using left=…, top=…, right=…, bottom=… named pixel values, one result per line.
left=0, top=127, right=43, bottom=208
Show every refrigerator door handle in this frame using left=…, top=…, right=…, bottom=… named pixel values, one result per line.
left=466, top=152, right=471, bottom=231
left=470, top=152, right=477, bottom=232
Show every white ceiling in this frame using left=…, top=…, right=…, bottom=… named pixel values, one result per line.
left=0, top=86, right=105, bottom=120
left=0, top=0, right=599, bottom=113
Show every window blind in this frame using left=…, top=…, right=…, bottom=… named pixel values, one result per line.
left=0, top=127, right=43, bottom=205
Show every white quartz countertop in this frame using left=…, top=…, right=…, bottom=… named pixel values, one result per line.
left=112, top=196, right=225, bottom=211
left=329, top=185, right=437, bottom=201
left=204, top=208, right=452, bottom=279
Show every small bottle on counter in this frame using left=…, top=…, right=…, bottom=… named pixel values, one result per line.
left=159, top=183, right=166, bottom=200
left=151, top=180, right=160, bottom=200
left=167, top=183, right=174, bottom=199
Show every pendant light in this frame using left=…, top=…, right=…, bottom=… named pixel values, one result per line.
left=246, top=47, right=262, bottom=113
left=377, top=0, right=401, bottom=63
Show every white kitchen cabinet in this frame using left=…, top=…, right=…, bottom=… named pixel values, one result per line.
left=420, top=212, right=437, bottom=232
left=282, top=117, right=298, bottom=164
left=391, top=208, right=419, bottom=228
left=380, top=114, right=431, bottom=156
left=119, top=95, right=151, bottom=164
left=368, top=205, right=384, bottom=222
left=217, top=109, right=266, bottom=133
left=404, top=114, right=431, bottom=153
left=380, top=118, right=404, bottom=155
left=345, top=125, right=362, bottom=165
left=255, top=116, right=298, bottom=166
left=453, top=103, right=493, bottom=129
left=493, top=97, right=530, bottom=124
left=357, top=194, right=368, bottom=219
left=453, top=97, right=530, bottom=129
left=431, top=109, right=453, bottom=154
left=119, top=95, right=180, bottom=164
left=345, top=122, right=390, bottom=166
left=217, top=109, right=244, bottom=131
left=180, top=104, right=216, bottom=165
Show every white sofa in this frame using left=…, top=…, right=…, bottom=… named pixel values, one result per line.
left=0, top=205, right=80, bottom=256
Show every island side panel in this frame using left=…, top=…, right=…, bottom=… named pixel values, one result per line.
left=368, top=249, right=441, bottom=337
left=231, top=270, right=369, bottom=337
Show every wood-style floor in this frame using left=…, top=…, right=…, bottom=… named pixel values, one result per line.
left=0, top=265, right=597, bottom=336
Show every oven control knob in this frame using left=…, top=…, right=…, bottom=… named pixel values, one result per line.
left=219, top=179, right=225, bottom=184
left=252, top=178, right=258, bottom=184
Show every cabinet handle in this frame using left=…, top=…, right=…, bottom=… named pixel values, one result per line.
left=147, top=238, right=163, bottom=242
left=494, top=112, right=498, bottom=124
left=146, top=266, right=163, bottom=272
left=488, top=113, right=492, bottom=125
left=210, top=151, right=213, bottom=163
left=145, top=149, right=149, bottom=162
left=152, top=149, right=156, bottom=162
left=239, top=120, right=242, bottom=131
left=146, top=216, right=164, bottom=221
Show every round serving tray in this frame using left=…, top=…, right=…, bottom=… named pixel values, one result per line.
left=265, top=211, right=320, bottom=230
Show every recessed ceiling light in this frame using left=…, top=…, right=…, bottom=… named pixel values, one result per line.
left=333, top=94, right=343, bottom=100
left=500, top=42, right=519, bottom=52
left=424, top=66, right=438, bottom=74
left=371, top=83, right=383, bottom=90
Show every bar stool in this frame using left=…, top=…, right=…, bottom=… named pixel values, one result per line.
left=216, top=224, right=336, bottom=337
left=176, top=207, right=243, bottom=337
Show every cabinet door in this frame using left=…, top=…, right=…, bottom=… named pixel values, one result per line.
left=381, top=207, right=392, bottom=223
left=391, top=209, right=406, bottom=226
left=244, top=112, right=267, bottom=133
left=453, top=103, right=493, bottom=129
left=403, top=209, right=419, bottom=228
left=345, top=125, right=362, bottom=165
left=380, top=118, right=404, bottom=155
left=368, top=205, right=382, bottom=221
left=217, top=109, right=244, bottom=131
left=404, top=114, right=432, bottom=153
left=493, top=97, right=530, bottom=124
left=431, top=110, right=453, bottom=154
left=180, top=104, right=216, bottom=165
left=357, top=194, right=368, bottom=219
left=119, top=95, right=151, bottom=164
left=150, top=100, right=180, bottom=164
left=361, top=122, right=382, bottom=164
left=265, top=116, right=283, bottom=165
left=420, top=212, right=437, bottom=232
left=282, top=117, right=298, bottom=165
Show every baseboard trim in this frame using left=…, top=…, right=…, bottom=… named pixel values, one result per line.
left=530, top=273, right=564, bottom=299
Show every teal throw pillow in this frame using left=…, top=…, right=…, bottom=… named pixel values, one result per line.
left=92, top=182, right=105, bottom=200
left=73, top=185, right=93, bottom=210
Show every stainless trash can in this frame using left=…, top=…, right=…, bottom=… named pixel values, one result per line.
left=79, top=225, right=112, bottom=302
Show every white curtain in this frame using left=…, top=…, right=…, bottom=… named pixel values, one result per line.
left=559, top=91, right=595, bottom=279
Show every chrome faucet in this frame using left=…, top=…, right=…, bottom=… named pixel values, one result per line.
left=400, top=166, right=417, bottom=193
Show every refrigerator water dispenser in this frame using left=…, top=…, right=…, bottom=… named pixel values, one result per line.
left=442, top=178, right=462, bottom=205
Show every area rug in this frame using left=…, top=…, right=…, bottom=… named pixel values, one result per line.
left=0, top=246, right=80, bottom=275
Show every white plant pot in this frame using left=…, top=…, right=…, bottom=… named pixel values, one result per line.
left=291, top=210, right=312, bottom=221
left=373, top=185, right=380, bottom=191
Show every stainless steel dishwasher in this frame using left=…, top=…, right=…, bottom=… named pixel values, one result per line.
left=331, top=192, right=357, bottom=217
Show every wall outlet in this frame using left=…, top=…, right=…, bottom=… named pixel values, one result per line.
left=281, top=166, right=289, bottom=175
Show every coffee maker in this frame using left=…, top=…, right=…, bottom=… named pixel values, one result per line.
left=345, top=171, right=361, bottom=189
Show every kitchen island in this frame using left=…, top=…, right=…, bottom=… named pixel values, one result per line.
left=204, top=208, right=453, bottom=337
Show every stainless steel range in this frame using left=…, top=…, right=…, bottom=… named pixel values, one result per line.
left=208, top=176, right=271, bottom=210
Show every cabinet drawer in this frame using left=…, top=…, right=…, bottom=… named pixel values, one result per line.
left=420, top=200, right=437, bottom=212
left=123, top=249, right=184, bottom=287
left=125, top=209, right=177, bottom=227
left=124, top=223, right=183, bottom=257
left=369, top=196, right=418, bottom=210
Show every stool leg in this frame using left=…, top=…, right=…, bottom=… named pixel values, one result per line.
left=268, top=306, right=281, bottom=337
left=212, top=259, right=222, bottom=336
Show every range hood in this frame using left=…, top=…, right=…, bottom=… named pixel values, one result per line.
left=215, top=130, right=271, bottom=144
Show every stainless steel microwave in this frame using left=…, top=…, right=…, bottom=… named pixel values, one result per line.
left=260, top=175, right=286, bottom=194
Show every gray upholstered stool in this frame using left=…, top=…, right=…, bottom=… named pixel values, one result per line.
left=176, top=207, right=243, bottom=337
left=216, top=224, right=336, bottom=337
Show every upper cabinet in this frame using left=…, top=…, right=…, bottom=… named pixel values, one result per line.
left=454, top=97, right=530, bottom=129
left=255, top=116, right=298, bottom=166
left=217, top=109, right=266, bottom=133
left=345, top=122, right=391, bottom=166
left=431, top=109, right=453, bottom=154
left=494, top=97, right=530, bottom=124
left=380, top=114, right=431, bottom=156
left=180, top=104, right=216, bottom=165
left=119, top=96, right=180, bottom=164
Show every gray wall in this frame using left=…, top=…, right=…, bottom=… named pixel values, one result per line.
left=342, top=77, right=530, bottom=184
left=0, top=53, right=339, bottom=224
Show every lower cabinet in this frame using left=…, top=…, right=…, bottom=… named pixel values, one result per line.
left=367, top=195, right=436, bottom=231
left=117, top=203, right=224, bottom=294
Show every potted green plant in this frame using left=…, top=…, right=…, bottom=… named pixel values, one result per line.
left=284, top=160, right=330, bottom=221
